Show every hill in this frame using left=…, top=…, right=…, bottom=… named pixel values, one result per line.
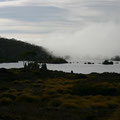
left=0, top=37, right=67, bottom=63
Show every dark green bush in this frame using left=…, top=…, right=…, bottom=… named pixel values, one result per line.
left=16, top=94, right=40, bottom=103
left=72, top=82, right=118, bottom=96
left=0, top=98, right=13, bottom=105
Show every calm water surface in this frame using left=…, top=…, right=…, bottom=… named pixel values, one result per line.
left=0, top=61, right=120, bottom=74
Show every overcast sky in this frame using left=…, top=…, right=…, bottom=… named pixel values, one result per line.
left=0, top=0, right=120, bottom=59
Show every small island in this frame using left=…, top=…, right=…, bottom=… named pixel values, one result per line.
left=102, top=60, right=114, bottom=65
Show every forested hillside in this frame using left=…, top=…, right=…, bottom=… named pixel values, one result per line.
left=0, top=37, right=67, bottom=63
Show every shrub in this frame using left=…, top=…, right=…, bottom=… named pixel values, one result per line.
left=0, top=97, right=13, bottom=105
left=1, top=92, right=17, bottom=100
left=72, top=82, right=117, bottom=96
left=36, top=79, right=43, bottom=83
left=13, top=80, right=30, bottom=84
left=48, top=98, right=62, bottom=107
left=61, top=102, right=79, bottom=109
left=8, top=89, right=17, bottom=93
left=31, top=83, right=41, bottom=87
left=91, top=102, right=108, bottom=109
left=0, top=87, right=9, bottom=91
left=46, top=89, right=58, bottom=95
left=16, top=94, right=40, bottom=103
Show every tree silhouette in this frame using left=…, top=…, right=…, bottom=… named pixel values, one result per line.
left=22, top=51, right=40, bottom=70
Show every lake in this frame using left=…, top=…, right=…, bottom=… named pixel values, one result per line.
left=0, top=61, right=120, bottom=74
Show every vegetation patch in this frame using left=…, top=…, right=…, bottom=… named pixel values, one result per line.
left=0, top=68, right=120, bottom=120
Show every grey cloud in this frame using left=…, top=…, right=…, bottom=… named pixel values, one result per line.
left=0, top=0, right=120, bottom=59
left=0, top=30, right=50, bottom=34
left=66, top=0, right=120, bottom=24
left=0, top=6, right=67, bottom=22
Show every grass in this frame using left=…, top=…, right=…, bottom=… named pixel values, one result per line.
left=0, top=68, right=120, bottom=120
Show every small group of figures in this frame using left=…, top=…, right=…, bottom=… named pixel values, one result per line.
left=23, top=61, right=47, bottom=70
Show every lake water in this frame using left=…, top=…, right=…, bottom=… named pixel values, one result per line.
left=0, top=61, right=120, bottom=74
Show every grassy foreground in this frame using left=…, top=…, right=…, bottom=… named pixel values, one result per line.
left=0, top=68, right=120, bottom=120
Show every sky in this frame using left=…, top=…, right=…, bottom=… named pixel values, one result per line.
left=0, top=0, right=120, bottom=60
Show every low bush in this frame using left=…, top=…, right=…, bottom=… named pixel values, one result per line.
left=0, top=92, right=17, bottom=100
left=0, top=97, right=13, bottom=105
left=48, top=98, right=62, bottom=107
left=16, top=94, right=40, bottom=103
left=72, top=82, right=118, bottom=96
